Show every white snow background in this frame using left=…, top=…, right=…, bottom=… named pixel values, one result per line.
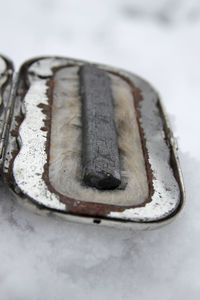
left=0, top=0, right=200, bottom=299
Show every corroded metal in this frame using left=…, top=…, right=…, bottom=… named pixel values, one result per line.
left=0, top=56, right=185, bottom=229
left=0, top=55, right=14, bottom=177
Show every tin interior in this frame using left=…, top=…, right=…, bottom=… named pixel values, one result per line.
left=1, top=57, right=183, bottom=224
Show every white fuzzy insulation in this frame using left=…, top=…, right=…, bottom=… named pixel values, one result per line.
left=49, top=66, right=148, bottom=206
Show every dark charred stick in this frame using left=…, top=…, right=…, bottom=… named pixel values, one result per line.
left=79, top=65, right=121, bottom=190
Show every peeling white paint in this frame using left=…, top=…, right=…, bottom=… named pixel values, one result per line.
left=13, top=79, right=65, bottom=210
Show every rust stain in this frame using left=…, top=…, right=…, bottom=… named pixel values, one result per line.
left=5, top=59, right=156, bottom=219
left=41, top=64, right=155, bottom=218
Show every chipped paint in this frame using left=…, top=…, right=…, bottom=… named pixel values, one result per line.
left=13, top=79, right=65, bottom=210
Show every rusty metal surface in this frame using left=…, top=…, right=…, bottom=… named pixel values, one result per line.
left=2, top=56, right=184, bottom=228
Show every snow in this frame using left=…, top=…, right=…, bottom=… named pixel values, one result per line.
left=0, top=0, right=200, bottom=299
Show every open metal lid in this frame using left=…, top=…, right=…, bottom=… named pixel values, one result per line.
left=0, top=55, right=14, bottom=176
left=0, top=55, right=184, bottom=229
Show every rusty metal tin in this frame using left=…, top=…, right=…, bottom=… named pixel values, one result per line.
left=0, top=56, right=184, bottom=229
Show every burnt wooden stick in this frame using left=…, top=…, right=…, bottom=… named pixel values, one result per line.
left=79, top=65, right=121, bottom=190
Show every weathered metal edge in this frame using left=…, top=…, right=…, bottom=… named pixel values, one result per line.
left=0, top=55, right=14, bottom=179
left=3, top=56, right=185, bottom=228
left=6, top=187, right=182, bottom=231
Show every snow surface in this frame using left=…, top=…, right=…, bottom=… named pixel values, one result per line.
left=0, top=0, right=200, bottom=299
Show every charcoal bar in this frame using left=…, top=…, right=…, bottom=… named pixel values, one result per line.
left=79, top=65, right=121, bottom=190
